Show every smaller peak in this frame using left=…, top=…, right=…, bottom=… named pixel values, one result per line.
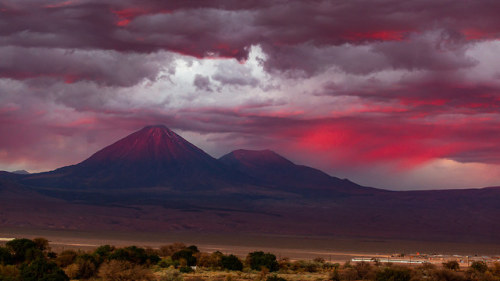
left=224, top=149, right=293, bottom=165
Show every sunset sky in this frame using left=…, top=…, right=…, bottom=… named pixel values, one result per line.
left=1, top=0, right=500, bottom=190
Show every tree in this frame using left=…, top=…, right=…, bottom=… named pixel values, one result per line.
left=32, top=238, right=49, bottom=252
left=5, top=239, right=41, bottom=263
left=71, top=254, right=98, bottom=279
left=221, top=254, right=243, bottom=271
left=109, top=246, right=159, bottom=265
left=19, top=258, right=69, bottom=281
left=246, top=251, right=279, bottom=272
left=172, top=249, right=197, bottom=266
left=93, top=245, right=115, bottom=264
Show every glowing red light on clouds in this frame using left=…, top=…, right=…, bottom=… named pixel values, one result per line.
left=44, top=0, right=74, bottom=9
left=399, top=98, right=448, bottom=107
left=344, top=30, right=407, bottom=41
left=111, top=8, right=172, bottom=27
left=462, top=28, right=499, bottom=40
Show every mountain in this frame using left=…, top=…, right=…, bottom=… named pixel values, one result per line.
left=20, top=125, right=248, bottom=190
left=219, top=149, right=376, bottom=195
left=2, top=125, right=500, bottom=242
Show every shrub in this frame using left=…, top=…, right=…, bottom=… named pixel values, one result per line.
left=443, top=260, right=460, bottom=271
left=0, top=248, right=12, bottom=265
left=158, top=268, right=184, bottom=281
left=32, top=238, right=49, bottom=252
left=19, top=258, right=69, bottom=281
left=0, top=265, right=19, bottom=281
left=109, top=246, right=160, bottom=265
left=328, top=268, right=341, bottom=281
left=159, top=257, right=180, bottom=268
left=266, top=275, right=287, bottom=281
left=246, top=251, right=279, bottom=272
left=69, top=253, right=98, bottom=279
left=354, top=261, right=373, bottom=279
left=470, top=261, right=488, bottom=273
left=5, top=239, right=41, bottom=263
left=94, top=245, right=115, bottom=263
left=340, top=267, right=358, bottom=281
left=172, top=249, right=197, bottom=266
left=98, top=260, right=155, bottom=281
left=375, top=267, right=411, bottom=281
left=290, top=260, right=321, bottom=273
left=221, top=255, right=243, bottom=271
left=55, top=250, right=77, bottom=268
left=491, top=262, right=500, bottom=277
left=159, top=243, right=187, bottom=257
left=433, top=269, right=466, bottom=281
left=179, top=266, right=194, bottom=273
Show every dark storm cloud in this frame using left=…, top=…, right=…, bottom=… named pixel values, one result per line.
left=2, top=0, right=500, bottom=84
left=0, top=47, right=171, bottom=86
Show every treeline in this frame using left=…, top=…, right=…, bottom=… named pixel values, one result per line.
left=1, top=238, right=500, bottom=281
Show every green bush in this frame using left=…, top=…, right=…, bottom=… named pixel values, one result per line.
left=470, top=261, right=488, bottom=273
left=93, top=245, right=115, bottom=263
left=5, top=239, right=42, bottom=264
left=158, top=257, right=180, bottom=268
left=19, top=258, right=69, bottom=281
left=109, top=246, right=160, bottom=265
left=247, top=251, right=279, bottom=272
left=221, top=254, right=243, bottom=271
left=179, top=266, right=194, bottom=273
left=172, top=249, right=197, bottom=267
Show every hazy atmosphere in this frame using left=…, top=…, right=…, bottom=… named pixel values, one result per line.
left=2, top=0, right=500, bottom=190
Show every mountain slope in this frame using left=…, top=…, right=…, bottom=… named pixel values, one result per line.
left=1, top=125, right=500, bottom=241
left=219, top=149, right=376, bottom=194
left=20, top=125, right=247, bottom=189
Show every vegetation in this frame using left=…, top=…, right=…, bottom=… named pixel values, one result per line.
left=246, top=251, right=279, bottom=272
left=2, top=237, right=500, bottom=281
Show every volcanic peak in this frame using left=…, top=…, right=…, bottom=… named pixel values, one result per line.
left=79, top=125, right=211, bottom=166
left=221, top=149, right=294, bottom=167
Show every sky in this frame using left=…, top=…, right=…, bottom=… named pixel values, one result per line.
left=1, top=0, right=500, bottom=190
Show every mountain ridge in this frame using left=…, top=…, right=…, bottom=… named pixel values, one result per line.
left=2, top=125, right=500, bottom=242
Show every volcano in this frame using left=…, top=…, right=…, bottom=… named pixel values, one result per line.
left=20, top=125, right=247, bottom=189
left=219, top=149, right=373, bottom=195
left=4, top=125, right=500, bottom=242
